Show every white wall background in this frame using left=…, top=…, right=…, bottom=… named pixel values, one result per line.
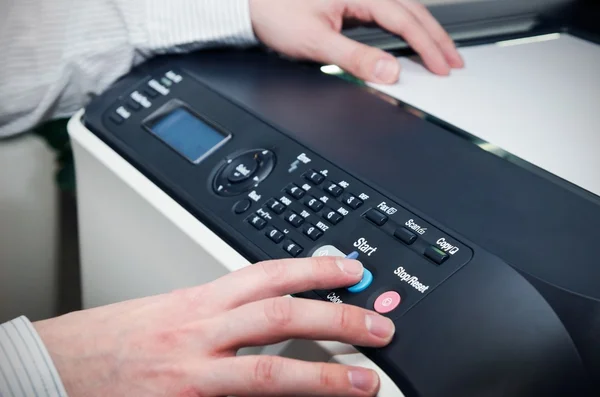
left=0, top=134, right=59, bottom=323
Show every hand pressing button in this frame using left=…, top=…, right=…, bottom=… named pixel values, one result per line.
left=347, top=268, right=373, bottom=293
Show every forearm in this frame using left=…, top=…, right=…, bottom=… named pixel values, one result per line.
left=0, top=316, right=68, bottom=397
left=0, top=0, right=257, bottom=138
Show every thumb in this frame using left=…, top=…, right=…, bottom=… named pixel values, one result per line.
left=316, top=32, right=400, bottom=84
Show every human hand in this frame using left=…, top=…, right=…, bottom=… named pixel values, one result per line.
left=249, top=0, right=464, bottom=84
left=34, top=256, right=395, bottom=396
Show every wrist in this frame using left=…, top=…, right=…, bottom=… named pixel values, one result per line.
left=34, top=312, right=113, bottom=397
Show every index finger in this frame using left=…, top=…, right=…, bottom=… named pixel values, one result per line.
left=201, top=256, right=365, bottom=311
left=358, top=0, right=451, bottom=75
left=396, top=0, right=464, bottom=68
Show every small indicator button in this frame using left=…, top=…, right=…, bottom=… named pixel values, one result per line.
left=425, top=246, right=449, bottom=265
left=143, top=87, right=159, bottom=98
left=304, top=170, right=325, bottom=185
left=364, top=209, right=388, bottom=226
left=394, top=228, right=417, bottom=245
left=347, top=268, right=373, bottom=293
left=266, top=227, right=284, bottom=244
left=374, top=291, right=401, bottom=314
left=109, top=114, right=124, bottom=125
left=233, top=199, right=252, bottom=214
left=284, top=240, right=303, bottom=257
left=248, top=214, right=267, bottom=230
left=126, top=99, right=142, bottom=111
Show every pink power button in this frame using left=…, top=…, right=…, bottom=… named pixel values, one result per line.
left=374, top=291, right=401, bottom=314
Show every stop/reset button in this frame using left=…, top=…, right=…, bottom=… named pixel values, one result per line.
left=374, top=291, right=402, bottom=314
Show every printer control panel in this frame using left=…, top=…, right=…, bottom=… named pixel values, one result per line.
left=216, top=147, right=474, bottom=319
left=92, top=66, right=474, bottom=321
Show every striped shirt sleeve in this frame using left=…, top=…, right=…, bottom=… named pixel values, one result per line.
left=0, top=0, right=258, bottom=139
left=0, top=316, right=68, bottom=397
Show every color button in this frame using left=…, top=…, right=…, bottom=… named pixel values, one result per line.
left=374, top=291, right=401, bottom=314
left=347, top=268, right=373, bottom=293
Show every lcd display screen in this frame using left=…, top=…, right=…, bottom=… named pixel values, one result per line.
left=147, top=106, right=230, bottom=163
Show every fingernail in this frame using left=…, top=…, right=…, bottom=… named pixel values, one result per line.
left=348, top=368, right=377, bottom=392
left=374, top=58, right=399, bottom=82
left=366, top=314, right=395, bottom=339
left=336, top=259, right=364, bottom=276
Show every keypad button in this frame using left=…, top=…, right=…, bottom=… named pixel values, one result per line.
left=285, top=211, right=304, bottom=227
left=266, top=227, right=284, bottom=243
left=425, top=246, right=449, bottom=265
left=248, top=214, right=267, bottom=230
left=323, top=208, right=343, bottom=225
left=325, top=182, right=343, bottom=197
left=394, top=227, right=417, bottom=245
left=303, top=224, right=324, bottom=241
left=305, top=196, right=324, bottom=212
left=266, top=198, right=285, bottom=214
left=233, top=199, right=252, bottom=214
left=342, top=193, right=363, bottom=209
left=364, top=209, right=388, bottom=226
left=284, top=240, right=303, bottom=257
left=286, top=184, right=305, bottom=199
left=304, top=170, right=325, bottom=185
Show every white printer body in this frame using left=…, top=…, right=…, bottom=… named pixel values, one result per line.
left=68, top=1, right=599, bottom=396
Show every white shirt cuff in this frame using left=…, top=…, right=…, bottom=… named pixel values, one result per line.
left=119, top=0, right=258, bottom=56
left=0, top=316, right=68, bottom=397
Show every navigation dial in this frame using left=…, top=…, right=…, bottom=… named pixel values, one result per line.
left=213, top=149, right=276, bottom=196
left=224, top=152, right=259, bottom=183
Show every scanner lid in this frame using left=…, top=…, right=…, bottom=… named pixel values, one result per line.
left=343, top=0, right=588, bottom=51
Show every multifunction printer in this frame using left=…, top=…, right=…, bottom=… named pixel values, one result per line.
left=69, top=0, right=600, bottom=396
